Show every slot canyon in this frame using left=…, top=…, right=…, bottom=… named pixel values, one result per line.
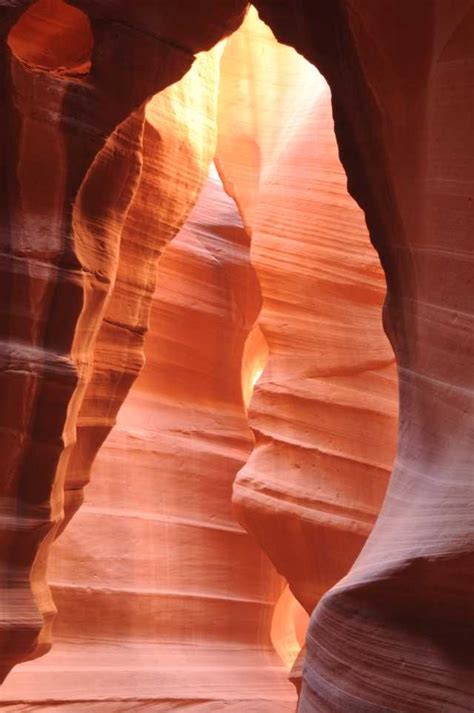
left=0, top=1, right=472, bottom=712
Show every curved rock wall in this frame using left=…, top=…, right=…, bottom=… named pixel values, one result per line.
left=0, top=163, right=296, bottom=711
left=0, top=0, right=247, bottom=679
left=0, top=7, right=146, bottom=675
left=251, top=1, right=474, bottom=710
left=216, top=6, right=397, bottom=616
left=0, top=2, right=471, bottom=712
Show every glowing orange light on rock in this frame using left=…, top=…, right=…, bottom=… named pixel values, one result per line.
left=271, top=585, right=309, bottom=671
left=8, top=0, right=93, bottom=73
left=241, top=324, right=269, bottom=408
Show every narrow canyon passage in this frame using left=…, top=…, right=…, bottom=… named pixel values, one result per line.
left=0, top=2, right=472, bottom=713
left=0, top=165, right=296, bottom=711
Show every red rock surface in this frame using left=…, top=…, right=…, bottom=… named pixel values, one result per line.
left=251, top=1, right=474, bottom=711
left=0, top=163, right=296, bottom=711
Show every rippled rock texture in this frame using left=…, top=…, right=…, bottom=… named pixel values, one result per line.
left=217, top=7, right=398, bottom=618
left=0, top=0, right=244, bottom=681
left=250, top=1, right=474, bottom=711
left=1, top=162, right=297, bottom=710
left=0, top=2, right=472, bottom=712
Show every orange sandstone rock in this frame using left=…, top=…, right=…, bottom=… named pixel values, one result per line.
left=0, top=166, right=296, bottom=711
left=217, top=6, right=397, bottom=616
left=0, top=0, right=244, bottom=681
left=0, top=2, right=471, bottom=713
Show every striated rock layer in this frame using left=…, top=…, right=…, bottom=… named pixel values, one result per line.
left=0, top=165, right=296, bottom=711
left=217, top=6, right=397, bottom=619
left=250, top=1, right=474, bottom=711
left=0, top=1, right=472, bottom=712
left=0, top=0, right=246, bottom=679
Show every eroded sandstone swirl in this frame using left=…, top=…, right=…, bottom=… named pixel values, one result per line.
left=0, top=0, right=246, bottom=682
left=0, top=161, right=297, bottom=710
left=217, top=7, right=398, bottom=621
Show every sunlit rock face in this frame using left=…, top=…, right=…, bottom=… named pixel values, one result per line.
left=0, top=163, right=297, bottom=711
left=217, top=8, right=398, bottom=618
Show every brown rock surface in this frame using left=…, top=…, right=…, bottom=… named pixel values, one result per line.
left=0, top=0, right=246, bottom=680
left=250, top=1, right=474, bottom=711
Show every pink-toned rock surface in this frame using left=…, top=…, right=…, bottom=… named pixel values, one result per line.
left=0, top=8, right=398, bottom=706
left=217, top=7, right=398, bottom=616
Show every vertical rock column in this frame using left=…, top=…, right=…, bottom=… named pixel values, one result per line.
left=58, top=39, right=222, bottom=537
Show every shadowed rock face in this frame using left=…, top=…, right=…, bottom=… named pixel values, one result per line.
left=0, top=2, right=472, bottom=712
left=251, top=1, right=474, bottom=711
